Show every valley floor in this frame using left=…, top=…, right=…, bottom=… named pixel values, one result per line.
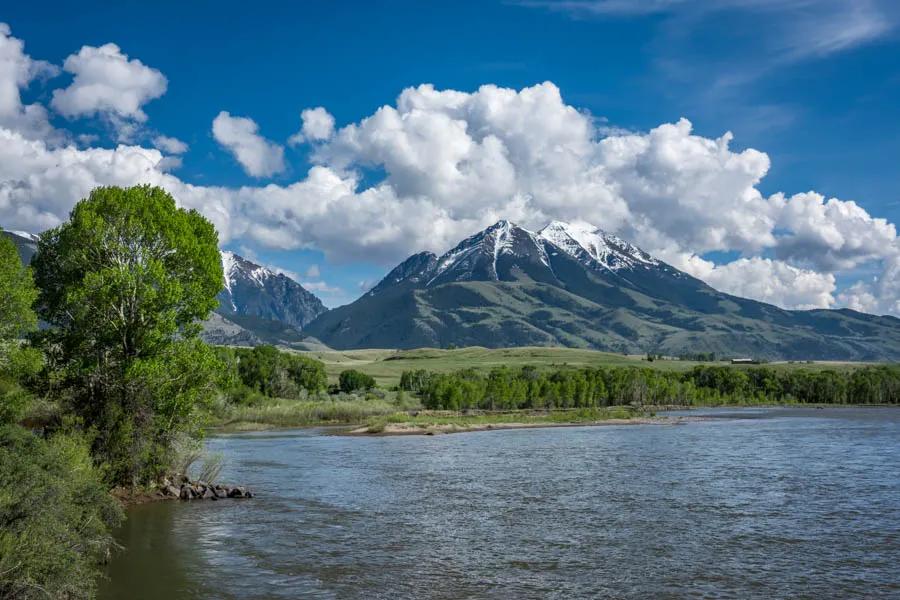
left=301, top=346, right=875, bottom=388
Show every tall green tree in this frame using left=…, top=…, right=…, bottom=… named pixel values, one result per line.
left=0, top=231, right=40, bottom=422
left=31, top=185, right=224, bottom=485
left=0, top=230, right=37, bottom=344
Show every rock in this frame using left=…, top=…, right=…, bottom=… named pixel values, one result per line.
left=214, top=488, right=228, bottom=499
left=228, top=486, right=253, bottom=499
left=202, top=488, right=215, bottom=500
left=165, top=485, right=180, bottom=497
left=179, top=485, right=192, bottom=500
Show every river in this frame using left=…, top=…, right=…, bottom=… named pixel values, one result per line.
left=99, top=407, right=900, bottom=599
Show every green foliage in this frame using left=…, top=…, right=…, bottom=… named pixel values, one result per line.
left=399, top=369, right=431, bottom=393
left=30, top=185, right=223, bottom=486
left=100, top=338, right=224, bottom=483
left=409, top=364, right=900, bottom=410
left=0, top=230, right=42, bottom=427
left=0, top=230, right=37, bottom=343
left=339, top=369, right=376, bottom=393
left=217, top=345, right=327, bottom=400
left=214, top=397, right=398, bottom=429
left=0, top=424, right=123, bottom=600
left=0, top=378, right=32, bottom=426
left=32, top=185, right=222, bottom=346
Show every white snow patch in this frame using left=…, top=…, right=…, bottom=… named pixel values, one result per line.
left=9, top=230, right=39, bottom=242
left=220, top=251, right=238, bottom=310
left=539, top=221, right=657, bottom=272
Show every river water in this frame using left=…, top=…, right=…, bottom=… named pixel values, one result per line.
left=99, top=407, right=900, bottom=599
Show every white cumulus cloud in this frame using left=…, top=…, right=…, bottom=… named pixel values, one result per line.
left=0, top=23, right=59, bottom=141
left=681, top=255, right=837, bottom=310
left=212, top=111, right=285, bottom=177
left=289, top=107, right=335, bottom=145
left=152, top=135, right=188, bottom=154
left=51, top=43, right=167, bottom=138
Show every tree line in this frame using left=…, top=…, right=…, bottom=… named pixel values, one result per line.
left=401, top=364, right=900, bottom=410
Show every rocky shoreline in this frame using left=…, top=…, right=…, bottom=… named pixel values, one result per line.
left=159, top=476, right=254, bottom=501
left=113, top=477, right=254, bottom=506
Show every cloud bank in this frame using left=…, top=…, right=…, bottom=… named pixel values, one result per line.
left=0, top=23, right=896, bottom=315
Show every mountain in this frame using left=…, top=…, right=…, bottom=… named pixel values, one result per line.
left=218, top=251, right=327, bottom=330
left=304, top=220, right=900, bottom=360
left=2, top=230, right=39, bottom=264
left=2, top=228, right=329, bottom=349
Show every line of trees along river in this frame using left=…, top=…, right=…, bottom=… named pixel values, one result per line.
left=401, top=365, right=900, bottom=410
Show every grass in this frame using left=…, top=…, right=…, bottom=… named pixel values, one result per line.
left=209, top=397, right=404, bottom=430
left=301, top=346, right=875, bottom=389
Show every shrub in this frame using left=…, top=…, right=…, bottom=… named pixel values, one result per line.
left=230, top=345, right=327, bottom=398
left=339, top=369, right=376, bottom=393
left=0, top=424, right=123, bottom=599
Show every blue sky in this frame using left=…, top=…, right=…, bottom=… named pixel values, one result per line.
left=2, top=0, right=899, bottom=311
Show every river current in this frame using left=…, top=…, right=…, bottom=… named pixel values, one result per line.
left=100, top=407, right=900, bottom=599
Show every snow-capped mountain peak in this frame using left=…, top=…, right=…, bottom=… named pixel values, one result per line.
left=367, top=218, right=668, bottom=295
left=425, top=220, right=551, bottom=285
left=217, top=250, right=327, bottom=330
left=538, top=220, right=657, bottom=272
left=221, top=250, right=276, bottom=288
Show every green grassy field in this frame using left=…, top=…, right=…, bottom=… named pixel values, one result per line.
left=302, top=346, right=874, bottom=388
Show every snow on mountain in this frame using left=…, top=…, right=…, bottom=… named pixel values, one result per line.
left=420, top=220, right=555, bottom=286
left=2, top=229, right=39, bottom=264
left=9, top=230, right=39, bottom=242
left=217, top=250, right=327, bottom=330
left=373, top=219, right=664, bottom=293
left=538, top=220, right=658, bottom=272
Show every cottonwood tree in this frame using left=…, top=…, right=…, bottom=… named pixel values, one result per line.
left=0, top=230, right=37, bottom=345
left=0, top=231, right=41, bottom=423
left=32, top=185, right=224, bottom=485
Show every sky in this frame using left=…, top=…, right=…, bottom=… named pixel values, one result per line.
left=1, top=0, right=899, bottom=312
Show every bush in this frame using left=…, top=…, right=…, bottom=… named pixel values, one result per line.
left=0, top=377, right=32, bottom=425
left=225, top=345, right=327, bottom=399
left=0, top=424, right=123, bottom=599
left=339, top=369, right=376, bottom=393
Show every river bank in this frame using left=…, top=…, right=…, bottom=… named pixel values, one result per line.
left=206, top=401, right=895, bottom=434
left=346, top=407, right=673, bottom=435
left=346, top=414, right=700, bottom=436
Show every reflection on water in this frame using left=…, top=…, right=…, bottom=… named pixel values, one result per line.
left=100, top=408, right=900, bottom=599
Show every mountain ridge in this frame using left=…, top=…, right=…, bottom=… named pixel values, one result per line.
left=305, top=219, right=900, bottom=360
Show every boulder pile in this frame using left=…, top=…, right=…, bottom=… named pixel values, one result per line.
left=158, top=476, right=253, bottom=501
